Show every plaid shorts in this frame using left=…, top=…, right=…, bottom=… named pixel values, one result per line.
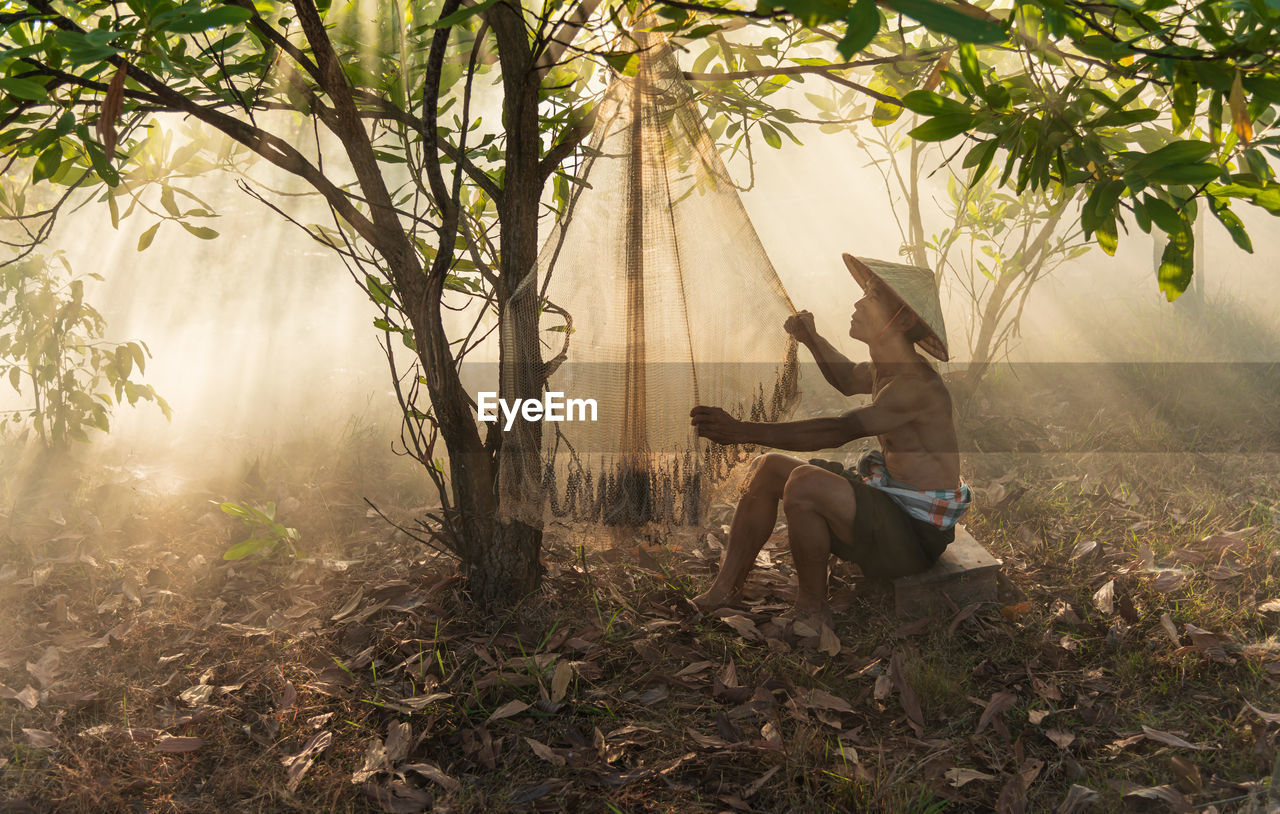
left=807, top=458, right=954, bottom=579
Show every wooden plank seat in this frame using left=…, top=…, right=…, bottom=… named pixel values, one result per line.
left=893, top=525, right=1001, bottom=618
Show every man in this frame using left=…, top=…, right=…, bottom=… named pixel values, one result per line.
left=689, top=254, right=971, bottom=630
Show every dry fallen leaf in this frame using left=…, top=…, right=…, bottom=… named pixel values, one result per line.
left=818, top=625, right=841, bottom=657
left=1159, top=613, right=1181, bottom=646
left=1142, top=725, right=1209, bottom=751
left=1122, top=784, right=1191, bottom=812
left=889, top=652, right=925, bottom=736
left=945, top=767, right=996, bottom=788
left=1151, top=570, right=1186, bottom=593
left=742, top=765, right=781, bottom=799
left=27, top=647, right=61, bottom=689
left=873, top=673, right=891, bottom=701
left=1207, top=564, right=1243, bottom=581
left=154, top=736, right=205, bottom=753
left=1045, top=728, right=1075, bottom=749
left=948, top=602, right=982, bottom=634
left=524, top=736, right=566, bottom=767
left=1244, top=700, right=1280, bottom=724
left=1183, top=624, right=1236, bottom=664
left=791, top=619, right=819, bottom=638
left=1070, top=540, right=1098, bottom=561
left=760, top=720, right=782, bottom=746
left=486, top=699, right=530, bottom=723
left=1169, top=755, right=1202, bottom=794
left=1257, top=599, right=1280, bottom=614
left=1055, top=784, right=1100, bottom=814
left=351, top=737, right=388, bottom=783
left=1138, top=542, right=1155, bottom=570
left=282, top=730, right=333, bottom=793
left=721, top=615, right=762, bottom=641
left=384, top=721, right=411, bottom=764
left=804, top=688, right=853, bottom=713
left=1050, top=599, right=1081, bottom=626
left=402, top=762, right=461, bottom=793
left=179, top=684, right=214, bottom=706
left=1092, top=580, right=1115, bottom=615
left=551, top=660, right=573, bottom=703
left=1001, top=601, right=1032, bottom=621
left=0, top=683, right=39, bottom=710
left=23, top=728, right=58, bottom=748
left=976, top=691, right=1017, bottom=736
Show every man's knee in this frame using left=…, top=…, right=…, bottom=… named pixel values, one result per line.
left=782, top=465, right=849, bottom=513
left=745, top=453, right=800, bottom=497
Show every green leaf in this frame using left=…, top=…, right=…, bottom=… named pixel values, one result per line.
left=603, top=51, right=641, bottom=77
left=1130, top=140, right=1215, bottom=174
left=179, top=221, right=218, bottom=240
left=161, top=186, right=180, bottom=217
left=223, top=538, right=271, bottom=560
left=1208, top=197, right=1252, bottom=253
left=161, top=6, right=253, bottom=34
left=907, top=113, right=975, bottom=141
left=0, top=76, right=48, bottom=101
left=83, top=136, right=120, bottom=187
left=900, top=90, right=970, bottom=117
left=32, top=144, right=62, bottom=184
left=837, top=0, right=880, bottom=59
left=365, top=274, right=394, bottom=306
left=432, top=0, right=500, bottom=28
left=1095, top=214, right=1118, bottom=255
left=1171, top=63, right=1197, bottom=134
left=1157, top=227, right=1194, bottom=301
left=962, top=138, right=998, bottom=184
left=958, top=43, right=982, bottom=93
left=1144, top=164, right=1221, bottom=186
left=137, top=222, right=160, bottom=252
left=763, top=0, right=847, bottom=26
left=1142, top=195, right=1181, bottom=233
left=872, top=97, right=903, bottom=126
left=883, top=0, right=1006, bottom=43
left=760, top=123, right=782, bottom=149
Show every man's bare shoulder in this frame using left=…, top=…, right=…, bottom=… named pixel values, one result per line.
left=874, top=364, right=951, bottom=410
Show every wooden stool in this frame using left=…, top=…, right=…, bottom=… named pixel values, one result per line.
left=893, top=525, right=1001, bottom=618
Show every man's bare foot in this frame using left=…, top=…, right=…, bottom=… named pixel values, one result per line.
left=690, top=587, right=742, bottom=613
left=783, top=602, right=834, bottom=635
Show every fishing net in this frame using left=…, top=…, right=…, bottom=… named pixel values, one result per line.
left=532, top=30, right=799, bottom=527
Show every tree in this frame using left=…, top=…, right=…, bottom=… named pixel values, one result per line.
left=4, top=0, right=1280, bottom=606
left=680, top=0, right=1280, bottom=300
left=0, top=250, right=169, bottom=448
left=842, top=107, right=1090, bottom=400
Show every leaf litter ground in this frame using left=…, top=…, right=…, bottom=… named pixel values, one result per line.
left=3, top=424, right=1280, bottom=811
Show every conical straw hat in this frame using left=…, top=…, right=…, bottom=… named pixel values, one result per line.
left=842, top=253, right=949, bottom=362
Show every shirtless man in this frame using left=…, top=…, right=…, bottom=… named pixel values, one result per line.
left=689, top=254, right=971, bottom=630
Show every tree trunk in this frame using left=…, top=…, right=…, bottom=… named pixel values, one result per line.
left=466, top=518, right=544, bottom=605
left=425, top=0, right=545, bottom=605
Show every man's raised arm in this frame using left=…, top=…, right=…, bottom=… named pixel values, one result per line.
left=784, top=311, right=872, bottom=396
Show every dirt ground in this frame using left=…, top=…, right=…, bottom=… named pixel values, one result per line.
left=2, top=376, right=1280, bottom=812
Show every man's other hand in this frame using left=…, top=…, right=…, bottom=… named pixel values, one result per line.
left=691, top=406, right=745, bottom=445
left=784, top=310, right=817, bottom=343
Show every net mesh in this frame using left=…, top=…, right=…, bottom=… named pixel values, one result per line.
left=531, top=30, right=800, bottom=527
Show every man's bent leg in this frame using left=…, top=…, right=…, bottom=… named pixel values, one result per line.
left=692, top=453, right=804, bottom=611
left=780, top=465, right=857, bottom=628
